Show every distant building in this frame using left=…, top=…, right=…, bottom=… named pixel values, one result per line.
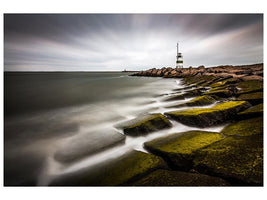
left=176, top=42, right=183, bottom=68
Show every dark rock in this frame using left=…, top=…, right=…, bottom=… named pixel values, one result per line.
left=221, top=117, right=263, bottom=137
left=237, top=92, right=263, bottom=105
left=131, top=169, right=230, bottom=186
left=117, top=113, right=172, bottom=136
left=237, top=103, right=263, bottom=119
left=165, top=101, right=251, bottom=127
left=193, top=135, right=263, bottom=186
left=236, top=80, right=263, bottom=95
left=144, top=131, right=224, bottom=170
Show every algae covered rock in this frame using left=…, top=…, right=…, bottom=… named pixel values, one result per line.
left=185, top=95, right=216, bottom=106
left=50, top=150, right=167, bottom=186
left=165, top=101, right=251, bottom=127
left=144, top=131, right=224, bottom=170
left=238, top=103, right=263, bottom=119
left=193, top=135, right=263, bottom=185
left=118, top=113, right=172, bottom=136
left=237, top=92, right=263, bottom=105
left=54, top=129, right=126, bottom=163
left=236, top=80, right=263, bottom=94
left=221, top=117, right=263, bottom=137
left=132, top=169, right=229, bottom=186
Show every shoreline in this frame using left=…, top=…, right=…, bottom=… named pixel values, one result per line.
left=50, top=63, right=263, bottom=186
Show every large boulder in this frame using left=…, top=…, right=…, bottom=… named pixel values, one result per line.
left=117, top=113, right=172, bottom=136
left=237, top=92, right=263, bottom=105
left=50, top=150, right=167, bottom=186
left=237, top=103, right=263, bottom=119
left=132, top=169, right=229, bottom=186
left=54, top=129, right=126, bottom=163
left=144, top=131, right=224, bottom=170
left=193, top=135, right=263, bottom=185
left=236, top=80, right=263, bottom=94
left=221, top=117, right=263, bottom=137
left=165, top=101, right=251, bottom=127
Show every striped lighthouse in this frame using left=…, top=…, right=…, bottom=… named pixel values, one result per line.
left=176, top=42, right=183, bottom=68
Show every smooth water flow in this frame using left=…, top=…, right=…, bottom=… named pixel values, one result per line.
left=4, top=72, right=225, bottom=186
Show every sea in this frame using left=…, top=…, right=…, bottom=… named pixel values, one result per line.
left=4, top=72, right=225, bottom=186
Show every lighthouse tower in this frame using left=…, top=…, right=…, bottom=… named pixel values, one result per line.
left=176, top=42, right=183, bottom=68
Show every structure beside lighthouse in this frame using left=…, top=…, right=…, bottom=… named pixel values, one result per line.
left=176, top=42, right=183, bottom=68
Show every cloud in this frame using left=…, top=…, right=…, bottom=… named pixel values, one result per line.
left=4, top=14, right=263, bottom=71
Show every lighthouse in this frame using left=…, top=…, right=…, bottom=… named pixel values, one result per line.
left=176, top=42, right=183, bottom=68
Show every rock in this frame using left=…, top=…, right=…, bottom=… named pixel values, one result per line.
left=132, top=169, right=230, bottom=186
left=163, top=94, right=185, bottom=102
left=221, top=117, right=263, bottom=137
left=193, top=135, right=263, bottom=185
left=236, top=80, right=263, bottom=95
left=203, top=85, right=238, bottom=98
left=186, top=95, right=216, bottom=106
left=117, top=113, right=172, bottom=136
left=144, top=131, right=224, bottom=170
left=237, top=103, right=263, bottom=119
left=165, top=101, right=251, bottom=127
left=54, top=129, right=126, bottom=163
left=241, top=75, right=263, bottom=81
left=50, top=150, right=167, bottom=186
left=237, top=92, right=263, bottom=105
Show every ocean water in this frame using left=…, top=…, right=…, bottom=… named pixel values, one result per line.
left=4, top=72, right=225, bottom=186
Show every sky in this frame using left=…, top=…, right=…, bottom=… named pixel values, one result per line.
left=4, top=14, right=263, bottom=71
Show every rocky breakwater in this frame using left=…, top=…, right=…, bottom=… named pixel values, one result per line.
left=128, top=63, right=263, bottom=186
left=51, top=63, right=263, bottom=186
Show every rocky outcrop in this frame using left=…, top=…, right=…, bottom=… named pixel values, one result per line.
left=144, top=131, right=224, bottom=170
left=131, top=63, right=263, bottom=82
left=116, top=113, right=172, bottom=136
left=237, top=92, right=263, bottom=105
left=237, top=103, right=263, bottom=119
left=221, top=117, right=263, bottom=137
left=193, top=135, right=263, bottom=185
left=165, top=101, right=251, bottom=127
left=132, top=169, right=230, bottom=186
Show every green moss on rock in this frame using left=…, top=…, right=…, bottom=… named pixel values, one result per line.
left=131, top=169, right=230, bottom=186
left=186, top=95, right=216, bottom=106
left=237, top=92, right=263, bottom=105
left=119, top=113, right=172, bottom=136
left=236, top=80, right=263, bottom=95
left=221, top=117, right=263, bottom=137
left=193, top=135, right=263, bottom=185
left=165, top=101, right=251, bottom=127
left=50, top=150, right=167, bottom=186
left=144, top=131, right=224, bottom=170
left=238, top=103, right=263, bottom=119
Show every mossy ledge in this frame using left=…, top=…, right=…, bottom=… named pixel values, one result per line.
left=237, top=103, right=263, bottom=119
left=144, top=131, right=224, bottom=170
left=221, top=116, right=263, bottom=137
left=117, top=113, right=172, bottom=136
left=165, top=101, right=251, bottom=127
left=193, top=135, right=263, bottom=186
left=131, top=169, right=230, bottom=186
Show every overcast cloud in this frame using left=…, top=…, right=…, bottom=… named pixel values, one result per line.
left=4, top=14, right=263, bottom=71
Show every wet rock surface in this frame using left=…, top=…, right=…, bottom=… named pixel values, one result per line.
left=144, top=131, right=224, bottom=170
left=193, top=135, right=263, bottom=185
left=132, top=169, right=230, bottom=186
left=117, top=113, right=172, bottom=136
left=165, top=101, right=251, bottom=127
